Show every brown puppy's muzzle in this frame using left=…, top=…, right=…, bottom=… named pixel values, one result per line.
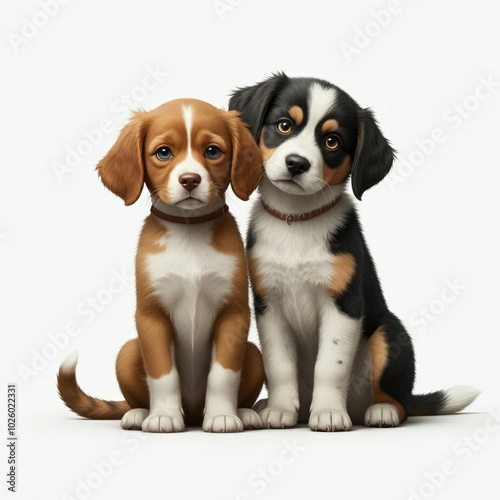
left=179, top=173, right=202, bottom=193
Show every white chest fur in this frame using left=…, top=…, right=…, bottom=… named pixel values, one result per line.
left=145, top=220, right=237, bottom=398
left=251, top=198, right=351, bottom=334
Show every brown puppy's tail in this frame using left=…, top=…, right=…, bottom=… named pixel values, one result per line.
left=57, top=352, right=130, bottom=420
left=409, top=386, right=480, bottom=417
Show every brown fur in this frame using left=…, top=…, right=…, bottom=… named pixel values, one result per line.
left=321, top=118, right=339, bottom=134
left=288, top=105, right=304, bottom=125
left=259, top=135, right=277, bottom=162
left=58, top=99, right=265, bottom=422
left=327, top=252, right=356, bottom=296
left=211, top=213, right=252, bottom=371
left=368, top=328, right=406, bottom=421
left=323, top=156, right=352, bottom=186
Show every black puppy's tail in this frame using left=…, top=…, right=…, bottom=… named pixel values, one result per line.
left=409, top=386, right=480, bottom=416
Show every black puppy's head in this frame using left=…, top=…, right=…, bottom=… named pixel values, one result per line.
left=229, top=72, right=395, bottom=200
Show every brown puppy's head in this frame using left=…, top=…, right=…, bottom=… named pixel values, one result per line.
left=97, top=99, right=263, bottom=208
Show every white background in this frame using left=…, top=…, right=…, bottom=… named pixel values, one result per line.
left=1, top=1, right=500, bottom=499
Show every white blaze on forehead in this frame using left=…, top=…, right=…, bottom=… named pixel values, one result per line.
left=167, top=104, right=212, bottom=204
left=306, top=83, right=337, bottom=131
left=262, top=82, right=340, bottom=196
left=182, top=105, right=193, bottom=157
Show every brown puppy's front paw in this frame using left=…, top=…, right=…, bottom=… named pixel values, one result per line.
left=121, top=408, right=149, bottom=430
left=141, top=412, right=185, bottom=433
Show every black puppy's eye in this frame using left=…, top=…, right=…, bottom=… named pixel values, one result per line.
left=325, top=135, right=340, bottom=151
left=156, top=147, right=173, bottom=160
left=205, top=145, right=221, bottom=159
left=277, top=119, right=293, bottom=135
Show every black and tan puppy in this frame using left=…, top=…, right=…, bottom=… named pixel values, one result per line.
left=229, top=73, right=479, bottom=431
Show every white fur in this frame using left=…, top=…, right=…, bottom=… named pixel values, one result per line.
left=257, top=304, right=300, bottom=428
left=308, top=300, right=361, bottom=431
left=203, top=362, right=243, bottom=433
left=250, top=190, right=362, bottom=428
left=263, top=83, right=337, bottom=195
left=164, top=104, right=212, bottom=207
left=237, top=408, right=263, bottom=429
left=184, top=104, right=193, bottom=153
left=364, top=403, right=401, bottom=427
left=142, top=370, right=184, bottom=432
left=250, top=81, right=370, bottom=429
left=60, top=351, right=78, bottom=373
left=438, top=386, right=481, bottom=414
left=121, top=408, right=149, bottom=430
left=146, top=219, right=237, bottom=419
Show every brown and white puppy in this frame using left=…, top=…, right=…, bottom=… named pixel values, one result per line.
left=57, top=98, right=265, bottom=432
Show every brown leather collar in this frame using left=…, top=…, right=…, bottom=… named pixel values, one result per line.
left=261, top=196, right=342, bottom=225
left=151, top=204, right=229, bottom=224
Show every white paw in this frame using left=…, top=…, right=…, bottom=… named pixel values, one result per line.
left=238, top=408, right=263, bottom=430
left=203, top=414, right=244, bottom=433
left=364, top=403, right=401, bottom=427
left=308, top=410, right=352, bottom=432
left=141, top=412, right=185, bottom=433
left=260, top=407, right=298, bottom=429
left=121, top=408, right=149, bottom=430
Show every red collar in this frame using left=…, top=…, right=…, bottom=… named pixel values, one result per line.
left=151, top=204, right=229, bottom=224
left=261, top=196, right=342, bottom=225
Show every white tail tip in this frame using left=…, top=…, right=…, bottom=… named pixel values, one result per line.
left=59, top=352, right=78, bottom=374
left=439, top=385, right=481, bottom=414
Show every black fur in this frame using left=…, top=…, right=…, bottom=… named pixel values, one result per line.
left=326, top=208, right=415, bottom=417
left=351, top=109, right=396, bottom=200
left=229, top=73, right=396, bottom=200
left=230, top=73, right=471, bottom=419
left=253, top=292, right=268, bottom=317
left=409, top=391, right=447, bottom=415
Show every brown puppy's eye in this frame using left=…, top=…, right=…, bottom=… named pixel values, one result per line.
left=325, top=135, right=340, bottom=150
left=156, top=147, right=173, bottom=160
left=277, top=119, right=293, bottom=135
left=204, top=145, right=221, bottom=159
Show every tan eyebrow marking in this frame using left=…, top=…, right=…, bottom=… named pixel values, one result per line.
left=288, top=105, right=304, bottom=125
left=322, top=119, right=339, bottom=134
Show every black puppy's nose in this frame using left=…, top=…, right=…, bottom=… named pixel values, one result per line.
left=286, top=154, right=310, bottom=176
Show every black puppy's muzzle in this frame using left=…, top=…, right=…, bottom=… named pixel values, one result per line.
left=286, top=154, right=310, bottom=176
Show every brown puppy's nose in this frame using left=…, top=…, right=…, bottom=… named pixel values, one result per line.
left=179, top=173, right=201, bottom=192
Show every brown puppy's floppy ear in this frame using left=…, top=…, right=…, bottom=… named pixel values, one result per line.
left=227, top=111, right=264, bottom=201
left=351, top=108, right=396, bottom=200
left=97, top=111, right=149, bottom=205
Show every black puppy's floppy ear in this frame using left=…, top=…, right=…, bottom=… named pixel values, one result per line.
left=351, top=109, right=396, bottom=200
left=229, top=72, right=289, bottom=140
